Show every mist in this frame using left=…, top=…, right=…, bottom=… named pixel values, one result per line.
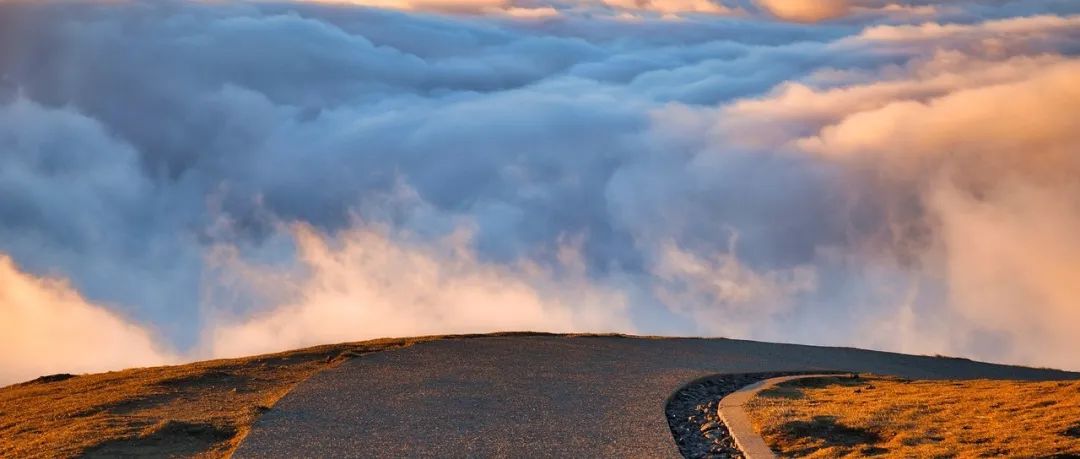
left=1, top=0, right=1078, bottom=384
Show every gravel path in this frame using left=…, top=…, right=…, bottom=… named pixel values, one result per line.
left=234, top=335, right=1077, bottom=458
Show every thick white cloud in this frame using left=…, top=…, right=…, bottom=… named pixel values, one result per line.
left=792, top=57, right=1080, bottom=368
left=298, top=0, right=956, bottom=20
left=306, top=0, right=559, bottom=17
left=680, top=16, right=1080, bottom=367
left=1, top=0, right=1079, bottom=381
left=304, top=0, right=733, bottom=17
left=204, top=222, right=633, bottom=357
left=755, top=0, right=850, bottom=22
left=857, top=13, right=1080, bottom=42
left=797, top=59, right=1079, bottom=164
left=651, top=238, right=817, bottom=337
left=931, top=183, right=1080, bottom=369
left=0, top=255, right=175, bottom=384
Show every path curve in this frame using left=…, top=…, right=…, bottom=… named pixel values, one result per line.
left=718, top=374, right=840, bottom=458
left=666, top=372, right=841, bottom=458
left=234, top=335, right=1076, bottom=458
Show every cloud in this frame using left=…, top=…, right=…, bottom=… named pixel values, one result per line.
left=0, top=96, right=202, bottom=345
left=797, top=58, right=1079, bottom=166
left=692, top=16, right=1080, bottom=366
left=792, top=56, right=1080, bottom=368
left=305, top=0, right=733, bottom=17
left=300, top=0, right=950, bottom=20
left=204, top=222, right=633, bottom=358
left=603, top=0, right=731, bottom=15
left=307, top=0, right=558, bottom=17
left=930, top=182, right=1080, bottom=369
left=499, top=6, right=560, bottom=18
left=651, top=236, right=817, bottom=337
left=1, top=0, right=1079, bottom=381
left=857, top=13, right=1080, bottom=42
left=0, top=255, right=175, bottom=384
left=755, top=0, right=850, bottom=22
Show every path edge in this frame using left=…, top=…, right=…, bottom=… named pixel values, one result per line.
left=717, top=374, right=841, bottom=459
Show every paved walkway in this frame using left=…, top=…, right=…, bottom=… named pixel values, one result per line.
left=718, top=374, right=839, bottom=459
left=235, top=335, right=1076, bottom=458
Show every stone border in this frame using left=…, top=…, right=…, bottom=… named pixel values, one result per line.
left=665, top=372, right=842, bottom=458
left=716, top=374, right=841, bottom=459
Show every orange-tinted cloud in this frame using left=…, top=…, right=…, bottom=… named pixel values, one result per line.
left=0, top=255, right=174, bottom=385
left=302, top=0, right=728, bottom=17
left=678, top=12, right=1080, bottom=367
left=930, top=182, right=1080, bottom=369
left=301, top=0, right=938, bottom=20
left=858, top=13, right=1080, bottom=42
left=603, top=0, right=730, bottom=15
left=755, top=0, right=850, bottom=22
left=794, top=58, right=1080, bottom=368
left=204, top=223, right=633, bottom=358
left=1, top=0, right=1078, bottom=379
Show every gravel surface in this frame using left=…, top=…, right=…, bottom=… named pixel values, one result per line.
left=234, top=335, right=1077, bottom=458
left=666, top=372, right=809, bottom=458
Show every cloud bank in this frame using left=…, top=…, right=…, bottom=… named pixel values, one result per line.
left=755, top=0, right=850, bottom=22
left=0, top=256, right=175, bottom=383
left=206, top=222, right=632, bottom=357
left=0, top=0, right=1078, bottom=383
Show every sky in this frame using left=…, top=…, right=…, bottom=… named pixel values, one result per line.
left=0, top=0, right=1078, bottom=384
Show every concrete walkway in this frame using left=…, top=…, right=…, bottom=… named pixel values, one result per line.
left=718, top=374, right=839, bottom=459
left=234, top=335, right=1076, bottom=458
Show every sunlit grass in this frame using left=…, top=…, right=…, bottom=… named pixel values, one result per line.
left=0, top=335, right=463, bottom=458
left=745, top=375, right=1080, bottom=457
left=0, top=332, right=625, bottom=458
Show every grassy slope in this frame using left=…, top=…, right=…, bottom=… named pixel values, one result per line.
left=4, top=333, right=1077, bottom=458
left=745, top=375, right=1080, bottom=458
left=0, top=334, right=525, bottom=458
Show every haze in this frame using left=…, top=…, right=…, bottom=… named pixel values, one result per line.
left=1, top=0, right=1078, bottom=384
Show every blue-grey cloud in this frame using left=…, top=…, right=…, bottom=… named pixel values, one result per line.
left=0, top=0, right=1078, bottom=380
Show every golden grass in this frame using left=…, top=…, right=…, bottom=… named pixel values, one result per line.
left=0, top=335, right=472, bottom=458
left=745, top=375, right=1080, bottom=458
left=0, top=332, right=630, bottom=458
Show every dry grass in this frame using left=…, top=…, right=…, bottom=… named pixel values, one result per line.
left=1, top=332, right=588, bottom=458
left=0, top=337, right=437, bottom=458
left=745, top=375, right=1080, bottom=458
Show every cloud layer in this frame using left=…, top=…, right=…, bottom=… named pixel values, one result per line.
left=206, top=222, right=632, bottom=357
left=0, top=256, right=175, bottom=383
left=1, top=0, right=1078, bottom=383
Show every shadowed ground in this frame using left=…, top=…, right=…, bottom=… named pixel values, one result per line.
left=234, top=335, right=1077, bottom=458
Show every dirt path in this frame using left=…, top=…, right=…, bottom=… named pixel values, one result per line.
left=233, top=335, right=1076, bottom=458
